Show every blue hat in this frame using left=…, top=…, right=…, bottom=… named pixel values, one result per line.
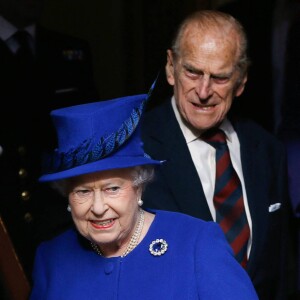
left=39, top=92, right=163, bottom=182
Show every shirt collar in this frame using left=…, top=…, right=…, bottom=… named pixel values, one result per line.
left=219, top=118, right=234, bottom=143
left=171, top=96, right=199, bottom=143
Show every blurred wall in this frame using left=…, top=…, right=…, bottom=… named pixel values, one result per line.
left=40, top=0, right=226, bottom=100
left=41, top=1, right=139, bottom=99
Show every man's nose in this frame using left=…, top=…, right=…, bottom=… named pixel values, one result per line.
left=195, top=76, right=213, bottom=99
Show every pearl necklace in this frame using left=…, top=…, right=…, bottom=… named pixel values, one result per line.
left=90, top=209, right=145, bottom=258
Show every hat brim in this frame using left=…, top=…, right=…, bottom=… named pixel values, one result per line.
left=39, top=156, right=163, bottom=182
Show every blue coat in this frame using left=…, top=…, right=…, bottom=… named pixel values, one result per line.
left=30, top=210, right=258, bottom=300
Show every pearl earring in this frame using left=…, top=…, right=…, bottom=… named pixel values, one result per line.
left=137, top=199, right=143, bottom=206
left=67, top=205, right=71, bottom=212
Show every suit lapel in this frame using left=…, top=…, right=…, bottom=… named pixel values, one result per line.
left=145, top=100, right=213, bottom=220
left=234, top=121, right=270, bottom=273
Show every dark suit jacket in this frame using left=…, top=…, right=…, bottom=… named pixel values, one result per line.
left=0, top=25, right=98, bottom=282
left=141, top=99, right=293, bottom=300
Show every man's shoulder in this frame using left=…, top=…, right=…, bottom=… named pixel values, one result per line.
left=233, top=117, right=272, bottom=136
left=232, top=117, right=284, bottom=147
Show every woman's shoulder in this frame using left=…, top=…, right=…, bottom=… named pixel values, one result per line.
left=153, top=209, right=204, bottom=220
left=37, top=227, right=79, bottom=254
left=147, top=209, right=226, bottom=253
left=151, top=209, right=218, bottom=231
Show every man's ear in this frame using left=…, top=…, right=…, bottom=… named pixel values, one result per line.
left=165, top=49, right=175, bottom=86
left=235, top=74, right=248, bottom=97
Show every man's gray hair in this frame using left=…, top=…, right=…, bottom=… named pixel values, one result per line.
left=171, top=10, right=250, bottom=79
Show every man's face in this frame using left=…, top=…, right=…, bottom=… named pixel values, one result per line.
left=166, top=26, right=247, bottom=132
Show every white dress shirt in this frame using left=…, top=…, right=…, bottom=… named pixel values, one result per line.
left=171, top=96, right=252, bottom=256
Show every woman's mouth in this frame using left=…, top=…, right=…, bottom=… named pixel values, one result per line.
left=91, top=218, right=115, bottom=229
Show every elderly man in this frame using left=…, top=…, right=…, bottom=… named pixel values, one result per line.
left=142, top=10, right=294, bottom=300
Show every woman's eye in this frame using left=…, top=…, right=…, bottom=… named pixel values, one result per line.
left=106, top=186, right=120, bottom=193
left=75, top=189, right=92, bottom=197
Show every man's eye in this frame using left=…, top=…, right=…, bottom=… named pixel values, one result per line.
left=186, top=68, right=195, bottom=74
left=185, top=67, right=198, bottom=75
left=211, top=76, right=230, bottom=84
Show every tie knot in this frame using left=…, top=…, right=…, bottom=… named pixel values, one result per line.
left=201, top=128, right=227, bottom=145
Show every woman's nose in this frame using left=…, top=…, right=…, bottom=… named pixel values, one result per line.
left=91, top=190, right=107, bottom=215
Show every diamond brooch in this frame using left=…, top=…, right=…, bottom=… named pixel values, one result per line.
left=149, top=239, right=168, bottom=256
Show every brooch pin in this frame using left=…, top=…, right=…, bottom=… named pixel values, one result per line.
left=149, top=239, right=168, bottom=256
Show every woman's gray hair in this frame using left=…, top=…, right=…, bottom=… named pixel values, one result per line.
left=131, top=165, right=155, bottom=191
left=50, top=165, right=155, bottom=197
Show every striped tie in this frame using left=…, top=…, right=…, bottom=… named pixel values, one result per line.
left=202, top=128, right=250, bottom=268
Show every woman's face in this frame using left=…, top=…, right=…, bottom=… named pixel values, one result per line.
left=67, top=168, right=141, bottom=256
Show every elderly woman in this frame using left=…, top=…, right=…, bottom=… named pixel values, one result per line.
left=30, top=93, right=258, bottom=299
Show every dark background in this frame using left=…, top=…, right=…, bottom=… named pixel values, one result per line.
left=41, top=0, right=213, bottom=98
left=40, top=0, right=282, bottom=132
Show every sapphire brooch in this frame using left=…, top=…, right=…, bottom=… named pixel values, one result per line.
left=149, top=239, right=168, bottom=256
